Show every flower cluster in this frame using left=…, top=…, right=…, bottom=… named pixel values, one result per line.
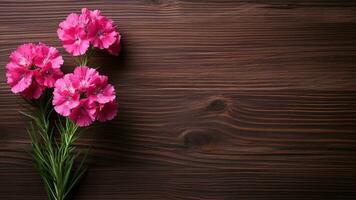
left=6, top=8, right=119, bottom=127
left=6, top=43, right=64, bottom=99
left=5, top=8, right=121, bottom=200
left=53, top=66, right=117, bottom=126
left=57, top=8, right=121, bottom=56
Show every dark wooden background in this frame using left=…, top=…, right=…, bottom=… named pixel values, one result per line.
left=1, top=0, right=356, bottom=199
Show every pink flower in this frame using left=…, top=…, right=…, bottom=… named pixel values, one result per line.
left=87, top=16, right=117, bottom=49
left=58, top=8, right=121, bottom=56
left=53, top=74, right=80, bottom=116
left=6, top=61, right=34, bottom=94
left=57, top=13, right=90, bottom=56
left=87, top=75, right=115, bottom=104
left=5, top=43, right=64, bottom=99
left=34, top=43, right=64, bottom=69
left=69, top=99, right=96, bottom=127
left=34, top=43, right=64, bottom=87
left=9, top=43, right=35, bottom=67
left=53, top=66, right=117, bottom=126
left=72, top=66, right=99, bottom=91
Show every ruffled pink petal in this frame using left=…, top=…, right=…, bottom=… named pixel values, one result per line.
left=21, top=81, right=44, bottom=99
left=96, top=84, right=115, bottom=104
left=53, top=90, right=80, bottom=116
left=59, top=13, right=81, bottom=29
left=96, top=101, right=118, bottom=122
left=90, top=10, right=102, bottom=19
left=69, top=100, right=96, bottom=127
left=36, top=65, right=64, bottom=88
left=101, top=31, right=117, bottom=49
left=62, top=40, right=90, bottom=56
left=53, top=75, right=80, bottom=116
left=73, top=66, right=100, bottom=91
left=61, top=26, right=90, bottom=56
left=107, top=34, right=121, bottom=56
left=88, top=77, right=115, bottom=104
left=9, top=43, right=35, bottom=67
left=6, top=62, right=33, bottom=93
left=34, top=43, right=64, bottom=69
left=53, top=94, right=80, bottom=116
left=80, top=8, right=91, bottom=26
left=87, top=17, right=117, bottom=49
left=58, top=13, right=90, bottom=56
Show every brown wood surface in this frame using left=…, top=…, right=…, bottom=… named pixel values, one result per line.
left=1, top=0, right=356, bottom=199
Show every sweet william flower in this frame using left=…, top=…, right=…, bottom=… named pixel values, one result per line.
left=6, top=62, right=33, bottom=94
left=81, top=8, right=118, bottom=49
left=5, top=43, right=64, bottom=99
left=34, top=43, right=64, bottom=69
left=58, top=8, right=121, bottom=56
left=73, top=66, right=100, bottom=91
left=7, top=8, right=123, bottom=200
left=9, top=43, right=35, bottom=67
left=53, top=66, right=117, bottom=126
left=87, top=74, right=115, bottom=104
left=87, top=16, right=117, bottom=49
left=57, top=13, right=90, bottom=56
left=52, top=74, right=80, bottom=116
left=6, top=43, right=35, bottom=94
left=35, top=43, right=64, bottom=87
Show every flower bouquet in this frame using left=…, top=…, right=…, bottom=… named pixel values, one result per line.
left=5, top=8, right=121, bottom=200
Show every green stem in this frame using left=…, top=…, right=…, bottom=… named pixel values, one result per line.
left=76, top=46, right=94, bottom=66
left=25, top=95, right=86, bottom=200
left=26, top=45, right=96, bottom=200
left=53, top=118, right=79, bottom=200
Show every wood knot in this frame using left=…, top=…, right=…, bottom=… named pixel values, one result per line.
left=206, top=99, right=226, bottom=112
left=178, top=129, right=219, bottom=150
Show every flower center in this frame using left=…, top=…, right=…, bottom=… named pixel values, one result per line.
left=94, top=88, right=102, bottom=95
left=80, top=92, right=86, bottom=99
left=65, top=96, right=72, bottom=101
left=75, top=35, right=81, bottom=44
left=30, top=65, right=36, bottom=70
left=97, top=30, right=103, bottom=36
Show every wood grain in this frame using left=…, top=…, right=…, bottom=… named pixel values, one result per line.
left=1, top=0, right=356, bottom=199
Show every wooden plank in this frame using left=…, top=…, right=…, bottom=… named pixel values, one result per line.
left=0, top=0, right=356, bottom=199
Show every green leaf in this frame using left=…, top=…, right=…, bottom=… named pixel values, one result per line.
left=26, top=85, right=89, bottom=200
